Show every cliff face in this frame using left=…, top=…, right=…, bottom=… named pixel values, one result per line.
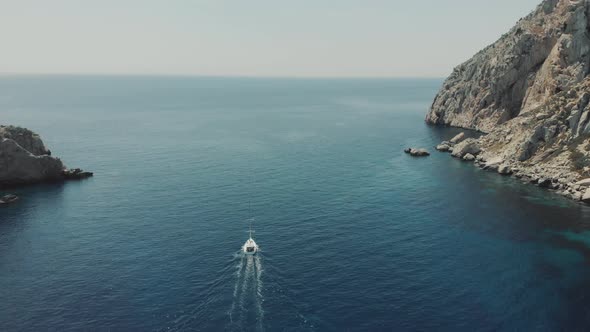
left=427, top=0, right=590, bottom=202
left=427, top=0, right=590, bottom=133
left=0, top=126, right=65, bottom=186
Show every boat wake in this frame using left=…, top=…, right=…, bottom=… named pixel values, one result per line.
left=159, top=250, right=317, bottom=331
left=228, top=252, right=265, bottom=331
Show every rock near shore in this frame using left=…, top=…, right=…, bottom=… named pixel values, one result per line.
left=404, top=148, right=431, bottom=157
left=427, top=0, right=590, bottom=204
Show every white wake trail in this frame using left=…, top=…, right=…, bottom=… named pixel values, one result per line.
left=227, top=253, right=265, bottom=331
left=240, top=255, right=254, bottom=318
left=254, top=255, right=265, bottom=331
left=229, top=253, right=246, bottom=325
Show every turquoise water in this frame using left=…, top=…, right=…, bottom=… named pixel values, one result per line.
left=1, top=76, right=590, bottom=331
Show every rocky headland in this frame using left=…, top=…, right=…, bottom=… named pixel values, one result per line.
left=426, top=0, right=590, bottom=204
left=0, top=125, right=92, bottom=189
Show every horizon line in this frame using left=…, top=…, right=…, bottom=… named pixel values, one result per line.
left=0, top=72, right=446, bottom=80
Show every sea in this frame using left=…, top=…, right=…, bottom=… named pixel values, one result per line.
left=1, top=76, right=590, bottom=331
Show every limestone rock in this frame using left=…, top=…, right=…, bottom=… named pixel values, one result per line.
left=463, top=153, right=476, bottom=161
left=451, top=139, right=481, bottom=158
left=405, top=148, right=430, bottom=157
left=498, top=164, right=513, bottom=175
left=483, top=157, right=503, bottom=171
left=575, top=179, right=590, bottom=187
left=426, top=0, right=590, bottom=133
left=436, top=144, right=451, bottom=152
left=450, top=132, right=466, bottom=144
left=582, top=188, right=590, bottom=203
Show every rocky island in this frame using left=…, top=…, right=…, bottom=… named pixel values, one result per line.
left=0, top=125, right=92, bottom=190
left=427, top=0, right=590, bottom=203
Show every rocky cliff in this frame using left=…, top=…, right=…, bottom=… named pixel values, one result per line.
left=426, top=0, right=590, bottom=203
left=0, top=125, right=91, bottom=187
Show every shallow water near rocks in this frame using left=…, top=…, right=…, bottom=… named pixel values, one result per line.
left=1, top=76, right=590, bottom=331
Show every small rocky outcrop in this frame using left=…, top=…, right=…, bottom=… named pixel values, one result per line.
left=0, top=125, right=92, bottom=186
left=404, top=148, right=430, bottom=157
left=63, top=168, right=94, bottom=180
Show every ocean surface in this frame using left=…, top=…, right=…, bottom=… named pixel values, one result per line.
left=1, top=76, right=590, bottom=331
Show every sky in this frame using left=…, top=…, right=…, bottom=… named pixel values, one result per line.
left=0, top=0, right=541, bottom=78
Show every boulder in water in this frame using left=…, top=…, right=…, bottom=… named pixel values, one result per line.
left=436, top=144, right=451, bottom=152
left=463, top=153, right=475, bottom=161
left=62, top=168, right=94, bottom=180
left=404, top=148, right=430, bottom=157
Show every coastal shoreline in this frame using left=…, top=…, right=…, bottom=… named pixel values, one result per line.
left=424, top=0, right=590, bottom=205
left=432, top=129, right=590, bottom=204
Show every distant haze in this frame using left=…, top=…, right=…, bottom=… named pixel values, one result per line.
left=2, top=0, right=540, bottom=78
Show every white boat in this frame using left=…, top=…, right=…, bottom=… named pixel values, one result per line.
left=242, top=224, right=259, bottom=255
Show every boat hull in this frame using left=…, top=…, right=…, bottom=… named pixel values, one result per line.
left=242, top=238, right=259, bottom=255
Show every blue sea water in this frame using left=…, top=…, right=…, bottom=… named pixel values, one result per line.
left=1, top=76, right=590, bottom=331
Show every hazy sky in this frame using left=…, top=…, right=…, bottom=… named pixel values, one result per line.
left=1, top=0, right=541, bottom=77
